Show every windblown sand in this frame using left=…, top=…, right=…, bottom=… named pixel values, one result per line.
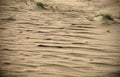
left=0, top=0, right=120, bottom=77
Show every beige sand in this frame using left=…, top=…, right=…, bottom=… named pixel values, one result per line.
left=0, top=0, right=120, bottom=77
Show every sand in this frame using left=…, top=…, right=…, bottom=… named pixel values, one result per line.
left=0, top=0, right=120, bottom=77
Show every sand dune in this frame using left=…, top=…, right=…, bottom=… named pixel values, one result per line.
left=0, top=0, right=120, bottom=77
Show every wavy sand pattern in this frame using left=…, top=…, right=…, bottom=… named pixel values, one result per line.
left=0, top=0, right=120, bottom=77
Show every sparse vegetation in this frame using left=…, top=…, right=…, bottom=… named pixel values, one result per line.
left=36, top=2, right=48, bottom=10
left=101, top=13, right=114, bottom=21
left=87, top=13, right=114, bottom=21
left=95, top=13, right=114, bottom=21
left=36, top=2, right=57, bottom=11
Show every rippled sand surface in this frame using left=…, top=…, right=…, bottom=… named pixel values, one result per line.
left=0, top=0, right=120, bottom=77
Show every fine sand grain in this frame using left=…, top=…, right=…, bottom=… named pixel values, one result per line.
left=0, top=0, right=120, bottom=77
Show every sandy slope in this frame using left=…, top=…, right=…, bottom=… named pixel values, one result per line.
left=0, top=0, right=120, bottom=77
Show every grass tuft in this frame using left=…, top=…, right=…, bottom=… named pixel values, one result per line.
left=87, top=13, right=114, bottom=21
left=36, top=2, right=47, bottom=10
left=101, top=13, right=114, bottom=21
